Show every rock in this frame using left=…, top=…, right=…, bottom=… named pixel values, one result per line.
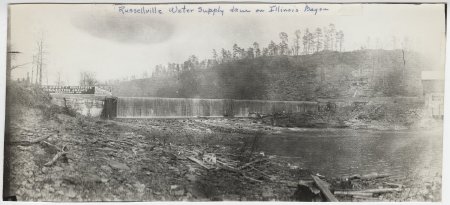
left=66, top=188, right=77, bottom=198
left=222, top=194, right=240, bottom=201
left=54, top=180, right=62, bottom=188
left=86, top=174, right=102, bottom=183
left=186, top=174, right=197, bottom=182
left=134, top=183, right=146, bottom=193
left=53, top=166, right=63, bottom=172
left=173, top=189, right=185, bottom=196
left=34, top=177, right=44, bottom=182
left=109, top=160, right=130, bottom=170
left=187, top=165, right=196, bottom=173
left=262, top=186, right=274, bottom=199
left=100, top=165, right=112, bottom=172
left=24, top=171, right=32, bottom=177
left=101, top=178, right=109, bottom=183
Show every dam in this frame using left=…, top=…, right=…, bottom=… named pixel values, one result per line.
left=115, top=97, right=318, bottom=118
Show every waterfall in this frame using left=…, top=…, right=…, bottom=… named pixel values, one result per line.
left=116, top=97, right=318, bottom=118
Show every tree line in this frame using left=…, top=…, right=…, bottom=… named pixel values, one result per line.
left=148, top=24, right=345, bottom=79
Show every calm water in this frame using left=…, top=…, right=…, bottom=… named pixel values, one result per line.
left=256, top=128, right=443, bottom=178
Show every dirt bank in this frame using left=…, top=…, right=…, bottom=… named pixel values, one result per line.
left=257, top=100, right=440, bottom=131
left=3, top=83, right=441, bottom=202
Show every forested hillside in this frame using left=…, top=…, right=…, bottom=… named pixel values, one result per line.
left=112, top=49, right=425, bottom=101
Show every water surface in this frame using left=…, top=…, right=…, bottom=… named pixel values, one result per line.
left=256, top=128, right=443, bottom=178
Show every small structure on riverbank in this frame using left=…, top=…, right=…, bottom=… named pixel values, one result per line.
left=43, top=85, right=113, bottom=118
left=421, top=71, right=444, bottom=119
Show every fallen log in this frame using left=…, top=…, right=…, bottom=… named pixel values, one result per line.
left=44, top=144, right=68, bottom=167
left=248, top=165, right=272, bottom=179
left=359, top=188, right=402, bottom=194
left=311, top=175, right=339, bottom=202
left=334, top=191, right=373, bottom=197
left=383, top=182, right=403, bottom=188
left=44, top=151, right=66, bottom=166
left=10, top=134, right=57, bottom=146
left=279, top=180, right=299, bottom=187
left=352, top=195, right=382, bottom=201
left=242, top=174, right=263, bottom=183
left=30, top=134, right=56, bottom=144
left=219, top=163, right=262, bottom=183
left=187, top=156, right=211, bottom=170
left=238, top=158, right=267, bottom=170
left=348, top=173, right=391, bottom=180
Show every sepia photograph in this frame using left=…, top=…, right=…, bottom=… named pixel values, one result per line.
left=2, top=2, right=447, bottom=202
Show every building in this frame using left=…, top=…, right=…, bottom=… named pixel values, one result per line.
left=421, top=71, right=445, bottom=119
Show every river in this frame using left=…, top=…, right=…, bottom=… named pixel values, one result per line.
left=255, top=128, right=443, bottom=179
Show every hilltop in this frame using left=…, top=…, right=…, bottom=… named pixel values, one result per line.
left=112, top=49, right=426, bottom=101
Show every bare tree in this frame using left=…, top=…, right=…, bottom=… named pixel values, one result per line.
left=315, top=28, right=323, bottom=52
left=6, top=45, right=31, bottom=83
left=253, top=42, right=261, bottom=57
left=294, top=30, right=301, bottom=55
left=79, top=71, right=98, bottom=86
left=268, top=41, right=278, bottom=56
left=34, top=36, right=46, bottom=85
left=279, top=32, right=289, bottom=55
left=232, top=44, right=241, bottom=59
left=323, top=27, right=330, bottom=51
left=212, top=49, right=219, bottom=64
left=55, top=71, right=64, bottom=86
left=328, top=24, right=336, bottom=51
left=336, top=30, right=344, bottom=52
left=303, top=29, right=310, bottom=54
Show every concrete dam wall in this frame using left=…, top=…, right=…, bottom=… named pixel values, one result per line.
left=50, top=94, right=106, bottom=117
left=116, top=97, right=318, bottom=118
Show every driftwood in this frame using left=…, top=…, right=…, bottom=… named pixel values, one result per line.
left=348, top=173, right=391, bottom=181
left=30, top=134, right=56, bottom=144
left=281, top=180, right=299, bottom=188
left=187, top=156, right=211, bottom=170
left=311, top=175, right=339, bottom=202
left=238, top=158, right=267, bottom=170
left=361, top=173, right=390, bottom=180
left=352, top=195, right=382, bottom=201
left=334, top=191, right=373, bottom=197
left=44, top=151, right=66, bottom=166
left=383, top=182, right=403, bottom=188
left=219, top=162, right=262, bottom=183
left=359, top=188, right=402, bottom=194
left=248, top=165, right=272, bottom=179
left=10, top=134, right=57, bottom=146
left=44, top=144, right=68, bottom=167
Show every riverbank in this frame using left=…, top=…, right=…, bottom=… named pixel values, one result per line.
left=4, top=110, right=442, bottom=201
left=256, top=99, right=440, bottom=131
left=3, top=84, right=304, bottom=201
left=3, top=83, right=442, bottom=202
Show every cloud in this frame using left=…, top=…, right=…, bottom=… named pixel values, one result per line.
left=71, top=13, right=174, bottom=44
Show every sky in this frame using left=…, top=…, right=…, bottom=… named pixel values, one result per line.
left=8, top=3, right=446, bottom=85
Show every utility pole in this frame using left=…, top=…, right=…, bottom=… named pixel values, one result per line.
left=37, top=38, right=44, bottom=85
left=6, top=5, right=11, bottom=82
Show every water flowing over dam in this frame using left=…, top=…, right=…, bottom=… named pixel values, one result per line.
left=116, top=97, right=318, bottom=118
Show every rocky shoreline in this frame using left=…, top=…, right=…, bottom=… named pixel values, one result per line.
left=4, top=106, right=442, bottom=201
left=3, top=83, right=441, bottom=202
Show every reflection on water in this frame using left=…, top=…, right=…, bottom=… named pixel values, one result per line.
left=256, top=128, right=443, bottom=178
